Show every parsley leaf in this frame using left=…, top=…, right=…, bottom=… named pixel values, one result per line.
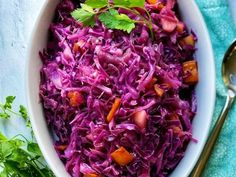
left=0, top=96, right=55, bottom=176
left=80, top=3, right=95, bottom=13
left=71, top=8, right=95, bottom=27
left=99, top=9, right=135, bottom=33
left=0, top=132, right=7, bottom=141
left=27, top=142, right=42, bottom=156
left=19, top=105, right=28, bottom=120
left=113, top=0, right=145, bottom=8
left=19, top=105, right=31, bottom=128
left=4, top=96, right=15, bottom=109
left=0, top=113, right=10, bottom=119
left=85, top=0, right=108, bottom=8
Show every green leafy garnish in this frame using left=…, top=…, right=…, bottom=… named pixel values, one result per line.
left=99, top=9, right=135, bottom=33
left=71, top=5, right=96, bottom=27
left=0, top=136, right=54, bottom=177
left=85, top=0, right=108, bottom=8
left=4, top=96, right=16, bottom=109
left=0, top=96, right=55, bottom=177
left=19, top=105, right=31, bottom=128
left=71, top=0, right=154, bottom=37
left=27, top=142, right=42, bottom=156
left=0, top=96, right=16, bottom=119
left=113, top=0, right=145, bottom=8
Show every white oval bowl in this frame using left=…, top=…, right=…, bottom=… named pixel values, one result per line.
left=26, top=0, right=216, bottom=177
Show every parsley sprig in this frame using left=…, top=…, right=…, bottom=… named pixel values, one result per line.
left=0, top=96, right=31, bottom=127
left=0, top=96, right=55, bottom=177
left=71, top=0, right=154, bottom=38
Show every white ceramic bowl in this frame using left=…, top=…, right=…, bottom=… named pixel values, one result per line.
left=26, top=0, right=216, bottom=176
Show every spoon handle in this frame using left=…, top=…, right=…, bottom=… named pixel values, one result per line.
left=190, top=89, right=235, bottom=177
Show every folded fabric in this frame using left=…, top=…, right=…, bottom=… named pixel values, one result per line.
left=195, top=0, right=236, bottom=176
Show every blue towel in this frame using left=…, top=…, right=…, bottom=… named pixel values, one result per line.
left=195, top=0, right=236, bottom=176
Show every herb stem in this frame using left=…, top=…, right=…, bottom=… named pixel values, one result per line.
left=11, top=134, right=30, bottom=143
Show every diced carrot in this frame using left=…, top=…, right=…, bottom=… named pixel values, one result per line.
left=156, top=2, right=164, bottom=10
left=176, top=22, right=185, bottom=33
left=73, top=40, right=85, bottom=53
left=147, top=0, right=157, bottom=4
left=154, top=84, right=165, bottom=97
left=111, top=147, right=134, bottom=166
left=133, top=110, right=148, bottom=130
left=55, top=145, right=68, bottom=151
left=169, top=113, right=179, bottom=120
left=145, top=77, right=157, bottom=90
left=84, top=173, right=99, bottom=177
left=173, top=127, right=184, bottom=137
left=68, top=91, right=84, bottom=107
left=73, top=43, right=79, bottom=53
left=147, top=0, right=164, bottom=10
left=180, top=35, right=195, bottom=46
left=106, top=98, right=121, bottom=123
left=182, top=60, right=199, bottom=84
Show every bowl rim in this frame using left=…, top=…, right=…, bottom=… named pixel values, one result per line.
left=26, top=0, right=216, bottom=177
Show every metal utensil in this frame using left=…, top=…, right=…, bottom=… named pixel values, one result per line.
left=190, top=40, right=236, bottom=177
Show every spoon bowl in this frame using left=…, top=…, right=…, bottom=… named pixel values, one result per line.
left=222, top=40, right=236, bottom=92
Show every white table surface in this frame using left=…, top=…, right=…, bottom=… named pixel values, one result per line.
left=0, top=0, right=45, bottom=138
left=0, top=0, right=235, bottom=173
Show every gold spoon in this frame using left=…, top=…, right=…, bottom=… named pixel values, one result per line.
left=190, top=40, right=236, bottom=177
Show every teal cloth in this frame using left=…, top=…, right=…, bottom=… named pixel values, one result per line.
left=195, top=0, right=236, bottom=176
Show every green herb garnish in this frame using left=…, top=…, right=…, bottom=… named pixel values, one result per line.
left=71, top=0, right=154, bottom=38
left=0, top=96, right=55, bottom=177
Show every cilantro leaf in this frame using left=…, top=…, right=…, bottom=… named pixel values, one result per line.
left=71, top=8, right=95, bottom=27
left=19, top=105, right=28, bottom=120
left=85, top=0, right=108, bottom=8
left=0, top=169, right=8, bottom=177
left=4, top=96, right=15, bottom=109
left=0, top=140, right=24, bottom=160
left=7, top=148, right=29, bottom=165
left=80, top=3, right=95, bottom=13
left=27, top=142, right=42, bottom=156
left=0, top=113, right=10, bottom=119
left=113, top=0, right=145, bottom=8
left=19, top=105, right=32, bottom=128
left=0, top=96, right=55, bottom=177
left=99, top=9, right=135, bottom=33
left=0, top=132, right=7, bottom=141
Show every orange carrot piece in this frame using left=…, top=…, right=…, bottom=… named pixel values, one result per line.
left=156, top=2, right=164, bottom=10
left=173, top=127, right=184, bottom=137
left=169, top=113, right=179, bottom=120
left=73, top=40, right=85, bottom=53
left=145, top=77, right=158, bottom=90
left=147, top=0, right=164, bottom=10
left=73, top=43, right=79, bottom=53
left=147, top=0, right=157, bottom=4
left=182, top=60, right=199, bottom=84
left=106, top=98, right=121, bottom=122
left=154, top=84, right=165, bottom=97
left=68, top=91, right=84, bottom=107
left=84, top=173, right=99, bottom=177
left=111, top=147, right=134, bottom=166
left=180, top=35, right=195, bottom=46
left=55, top=145, right=68, bottom=151
left=176, top=22, right=185, bottom=33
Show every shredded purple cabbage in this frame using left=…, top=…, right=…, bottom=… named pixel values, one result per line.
left=40, top=0, right=198, bottom=176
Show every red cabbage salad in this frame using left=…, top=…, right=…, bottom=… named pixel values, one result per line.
left=39, top=0, right=199, bottom=176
